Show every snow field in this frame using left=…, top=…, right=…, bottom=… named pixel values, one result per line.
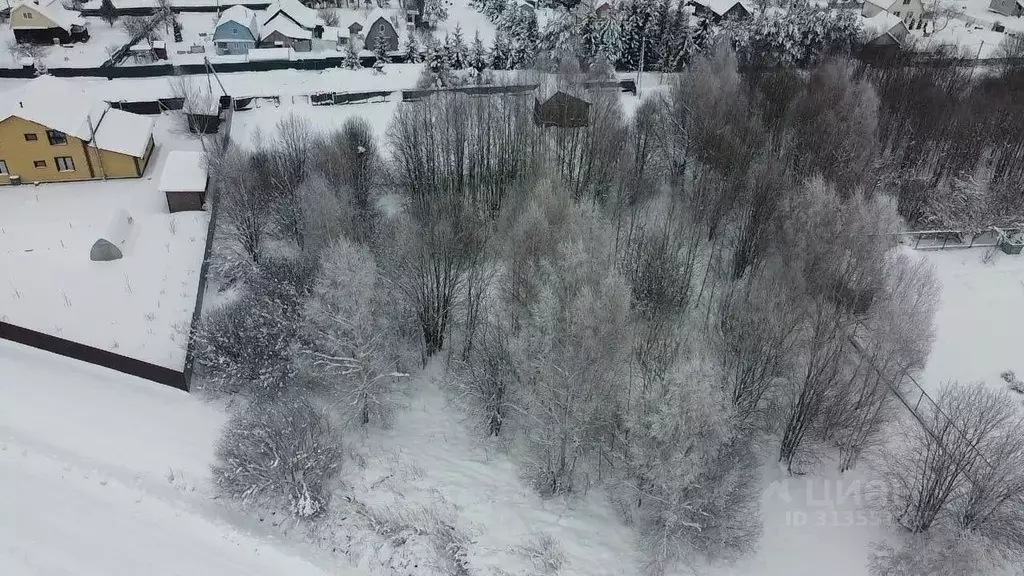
left=0, top=113, right=208, bottom=369
left=0, top=339, right=351, bottom=576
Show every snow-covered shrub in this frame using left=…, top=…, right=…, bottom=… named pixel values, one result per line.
left=192, top=287, right=298, bottom=399
left=212, top=397, right=342, bottom=519
left=512, top=532, right=567, bottom=575
left=727, top=7, right=862, bottom=69
left=868, top=530, right=1006, bottom=576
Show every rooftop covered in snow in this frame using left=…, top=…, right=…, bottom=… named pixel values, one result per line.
left=158, top=151, right=208, bottom=193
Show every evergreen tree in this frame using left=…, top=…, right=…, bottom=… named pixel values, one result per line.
left=450, top=24, right=468, bottom=69
left=99, top=0, right=118, bottom=26
left=424, top=36, right=452, bottom=86
left=469, top=30, right=490, bottom=72
left=404, top=32, right=424, bottom=63
left=373, top=32, right=391, bottom=64
left=491, top=33, right=512, bottom=70
left=343, top=40, right=362, bottom=69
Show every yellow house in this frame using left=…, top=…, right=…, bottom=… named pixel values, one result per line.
left=0, top=76, right=156, bottom=185
left=10, top=0, right=89, bottom=44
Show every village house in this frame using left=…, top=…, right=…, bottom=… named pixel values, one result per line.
left=862, top=11, right=911, bottom=56
left=534, top=91, right=591, bottom=128
left=10, top=0, right=88, bottom=45
left=990, top=0, right=1024, bottom=17
left=862, top=0, right=926, bottom=28
left=0, top=76, right=155, bottom=185
left=213, top=5, right=260, bottom=55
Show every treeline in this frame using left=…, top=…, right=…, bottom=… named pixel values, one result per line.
left=194, top=47, right=1024, bottom=574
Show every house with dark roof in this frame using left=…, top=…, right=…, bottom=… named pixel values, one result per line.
left=534, top=91, right=591, bottom=128
left=990, top=0, right=1023, bottom=17
left=10, top=0, right=88, bottom=44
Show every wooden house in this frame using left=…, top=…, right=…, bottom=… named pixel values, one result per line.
left=0, top=76, right=155, bottom=185
left=363, top=10, right=400, bottom=52
left=687, top=0, right=752, bottom=21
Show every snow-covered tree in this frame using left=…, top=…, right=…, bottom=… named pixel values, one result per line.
left=468, top=30, right=490, bottom=72
left=373, top=31, right=392, bottom=64
left=422, top=0, right=448, bottom=27
left=404, top=31, right=424, bottom=63
left=343, top=39, right=361, bottom=69
left=727, top=7, right=862, bottom=69
left=302, top=238, right=405, bottom=427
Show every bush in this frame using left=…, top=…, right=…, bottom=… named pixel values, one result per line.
left=192, top=287, right=297, bottom=399
left=212, top=397, right=342, bottom=519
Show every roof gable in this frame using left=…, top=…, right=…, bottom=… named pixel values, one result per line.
left=261, top=0, right=318, bottom=29
left=12, top=0, right=85, bottom=32
left=217, top=5, right=259, bottom=40
left=0, top=75, right=106, bottom=140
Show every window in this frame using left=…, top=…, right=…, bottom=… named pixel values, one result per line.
left=46, top=130, right=67, bottom=145
left=893, top=10, right=900, bottom=15
left=903, top=0, right=911, bottom=4
left=24, top=133, right=37, bottom=141
left=33, top=160, right=46, bottom=168
left=55, top=156, right=74, bottom=172
left=23, top=11, right=32, bottom=18
left=0, top=160, right=8, bottom=175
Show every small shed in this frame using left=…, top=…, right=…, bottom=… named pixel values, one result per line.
left=534, top=91, right=591, bottom=128
left=159, top=151, right=208, bottom=213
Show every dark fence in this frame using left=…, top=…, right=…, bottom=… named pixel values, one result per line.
left=180, top=105, right=232, bottom=390
left=81, top=2, right=271, bottom=16
left=0, top=321, right=188, bottom=391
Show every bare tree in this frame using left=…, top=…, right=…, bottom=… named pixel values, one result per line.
left=318, top=7, right=341, bottom=26
left=211, top=147, right=272, bottom=264
left=212, top=397, right=342, bottom=519
left=317, top=117, right=383, bottom=242
left=121, top=16, right=158, bottom=47
left=260, top=115, right=318, bottom=250
left=879, top=384, right=1020, bottom=533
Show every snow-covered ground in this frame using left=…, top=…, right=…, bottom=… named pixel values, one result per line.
left=434, top=0, right=498, bottom=45
left=919, top=248, right=1024, bottom=398
left=230, top=98, right=398, bottom=145
left=0, top=339, right=350, bottom=576
left=0, top=113, right=208, bottom=369
left=0, top=18, right=131, bottom=69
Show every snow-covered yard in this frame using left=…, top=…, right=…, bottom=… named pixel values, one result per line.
left=0, top=339, right=350, bottom=576
left=919, top=248, right=1024, bottom=399
left=0, top=18, right=131, bottom=69
left=0, top=113, right=208, bottom=369
left=434, top=0, right=498, bottom=45
left=230, top=98, right=398, bottom=145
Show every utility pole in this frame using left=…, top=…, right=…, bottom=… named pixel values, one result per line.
left=637, top=35, right=645, bottom=96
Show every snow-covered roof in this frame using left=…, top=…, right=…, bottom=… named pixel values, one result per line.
left=260, top=15, right=312, bottom=40
left=247, top=46, right=293, bottom=61
left=11, top=0, right=85, bottom=32
left=216, top=5, right=259, bottom=40
left=92, top=108, right=154, bottom=158
left=364, top=8, right=394, bottom=29
left=863, top=11, right=905, bottom=34
left=0, top=75, right=106, bottom=141
left=689, top=0, right=751, bottom=16
left=159, top=151, right=208, bottom=193
left=261, top=0, right=318, bottom=29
